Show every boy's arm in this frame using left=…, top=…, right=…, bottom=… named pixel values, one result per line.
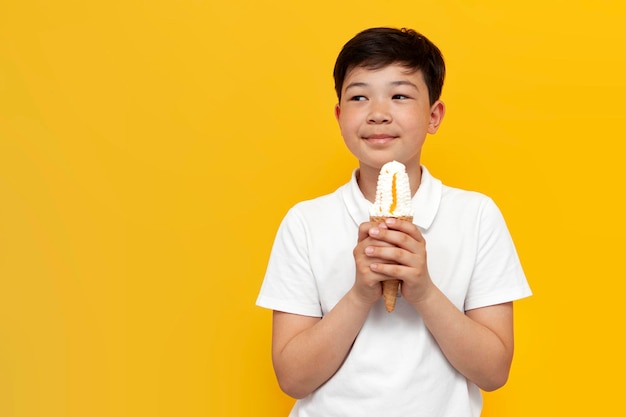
left=271, top=221, right=394, bottom=399
left=412, top=290, right=514, bottom=391
left=366, top=219, right=514, bottom=391
left=271, top=291, right=370, bottom=399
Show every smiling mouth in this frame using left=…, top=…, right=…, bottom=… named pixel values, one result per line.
left=364, top=134, right=398, bottom=143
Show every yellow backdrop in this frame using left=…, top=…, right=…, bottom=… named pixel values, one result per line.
left=1, top=0, right=625, bottom=415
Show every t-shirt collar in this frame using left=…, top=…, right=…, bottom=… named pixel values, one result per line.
left=342, top=165, right=442, bottom=230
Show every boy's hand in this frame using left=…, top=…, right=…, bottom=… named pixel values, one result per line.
left=352, top=220, right=395, bottom=306
left=358, top=218, right=435, bottom=307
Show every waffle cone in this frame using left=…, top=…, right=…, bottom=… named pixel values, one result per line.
left=369, top=215, right=413, bottom=312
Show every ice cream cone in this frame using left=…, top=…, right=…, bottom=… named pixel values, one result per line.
left=370, top=215, right=413, bottom=312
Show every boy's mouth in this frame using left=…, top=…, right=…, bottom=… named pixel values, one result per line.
left=367, top=134, right=396, bottom=139
left=364, top=134, right=398, bottom=144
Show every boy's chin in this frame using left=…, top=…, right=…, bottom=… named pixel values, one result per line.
left=360, top=159, right=401, bottom=171
left=361, top=155, right=406, bottom=167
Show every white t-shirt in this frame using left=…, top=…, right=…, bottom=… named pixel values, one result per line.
left=256, top=166, right=532, bottom=417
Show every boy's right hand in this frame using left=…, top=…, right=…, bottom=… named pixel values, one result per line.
left=352, top=220, right=396, bottom=306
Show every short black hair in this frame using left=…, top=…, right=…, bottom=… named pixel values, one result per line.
left=333, top=27, right=445, bottom=105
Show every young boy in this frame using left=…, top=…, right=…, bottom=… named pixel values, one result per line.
left=256, top=27, right=531, bottom=417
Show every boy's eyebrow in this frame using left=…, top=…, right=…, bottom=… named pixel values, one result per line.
left=344, top=81, right=368, bottom=91
left=390, top=80, right=419, bottom=89
left=344, top=80, right=419, bottom=92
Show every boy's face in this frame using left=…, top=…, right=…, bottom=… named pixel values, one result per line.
left=335, top=63, right=444, bottom=175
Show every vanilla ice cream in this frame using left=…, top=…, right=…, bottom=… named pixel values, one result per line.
left=369, top=160, right=413, bottom=218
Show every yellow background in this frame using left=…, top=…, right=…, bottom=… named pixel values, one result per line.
left=1, top=0, right=625, bottom=415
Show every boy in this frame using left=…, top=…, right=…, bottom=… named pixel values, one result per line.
left=256, top=27, right=531, bottom=417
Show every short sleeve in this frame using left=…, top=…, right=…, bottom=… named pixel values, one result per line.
left=256, top=207, right=323, bottom=317
left=464, top=198, right=532, bottom=311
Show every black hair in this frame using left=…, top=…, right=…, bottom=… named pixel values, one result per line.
left=333, top=27, right=445, bottom=105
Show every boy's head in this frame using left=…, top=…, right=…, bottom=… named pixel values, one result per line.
left=333, top=27, right=445, bottom=105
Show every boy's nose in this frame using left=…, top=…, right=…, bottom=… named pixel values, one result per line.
left=367, top=104, right=392, bottom=124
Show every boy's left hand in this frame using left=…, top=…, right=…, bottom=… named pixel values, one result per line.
left=366, top=218, right=435, bottom=305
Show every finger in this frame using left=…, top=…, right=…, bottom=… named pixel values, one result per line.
left=359, top=221, right=389, bottom=242
left=370, top=227, right=423, bottom=253
left=370, top=262, right=412, bottom=279
left=386, top=218, right=424, bottom=237
left=358, top=221, right=384, bottom=241
left=377, top=245, right=419, bottom=266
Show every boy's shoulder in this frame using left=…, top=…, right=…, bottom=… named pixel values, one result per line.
left=441, top=182, right=492, bottom=203
left=441, top=183, right=498, bottom=212
left=284, top=175, right=366, bottom=230
left=420, top=166, right=497, bottom=213
left=438, top=182, right=506, bottom=229
left=291, top=181, right=350, bottom=214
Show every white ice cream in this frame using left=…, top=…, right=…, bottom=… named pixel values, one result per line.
left=369, top=160, right=414, bottom=218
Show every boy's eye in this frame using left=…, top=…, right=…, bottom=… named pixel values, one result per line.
left=392, top=94, right=409, bottom=100
left=349, top=95, right=367, bottom=101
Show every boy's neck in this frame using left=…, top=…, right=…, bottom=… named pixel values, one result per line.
left=357, top=164, right=422, bottom=203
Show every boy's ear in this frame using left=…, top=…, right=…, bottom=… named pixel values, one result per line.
left=334, top=103, right=341, bottom=120
left=428, top=100, right=446, bottom=134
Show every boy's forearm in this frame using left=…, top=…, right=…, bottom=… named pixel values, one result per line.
left=410, top=286, right=514, bottom=391
left=273, top=290, right=372, bottom=399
